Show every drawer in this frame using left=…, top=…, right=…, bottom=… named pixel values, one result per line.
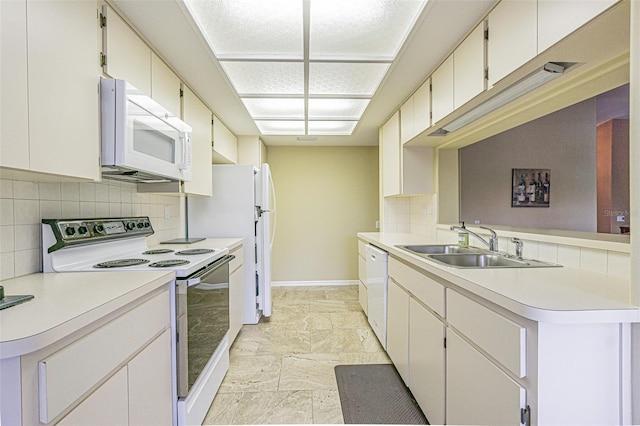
left=388, top=258, right=444, bottom=317
left=447, top=289, right=526, bottom=378
left=229, top=245, right=243, bottom=273
left=358, top=253, right=366, bottom=285
left=38, top=289, right=170, bottom=423
left=358, top=240, right=366, bottom=257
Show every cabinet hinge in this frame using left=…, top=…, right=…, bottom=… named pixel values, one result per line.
left=520, top=405, right=531, bottom=426
left=180, top=89, right=184, bottom=98
left=100, top=53, right=107, bottom=67
left=484, top=67, right=489, bottom=81
left=484, top=28, right=489, bottom=41
left=443, top=337, right=446, bottom=348
left=99, top=12, right=107, bottom=28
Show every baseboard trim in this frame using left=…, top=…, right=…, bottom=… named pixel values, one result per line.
left=272, top=280, right=359, bottom=288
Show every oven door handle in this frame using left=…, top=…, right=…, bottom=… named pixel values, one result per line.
left=184, top=254, right=234, bottom=287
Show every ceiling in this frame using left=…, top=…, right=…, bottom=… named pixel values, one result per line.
left=111, top=0, right=497, bottom=146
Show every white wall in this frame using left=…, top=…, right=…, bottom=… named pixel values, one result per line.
left=0, top=178, right=182, bottom=280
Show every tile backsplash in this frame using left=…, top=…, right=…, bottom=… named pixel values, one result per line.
left=0, top=179, right=182, bottom=280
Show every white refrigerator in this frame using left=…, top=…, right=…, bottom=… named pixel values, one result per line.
left=188, top=164, right=276, bottom=324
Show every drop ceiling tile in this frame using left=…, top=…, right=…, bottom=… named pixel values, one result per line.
left=184, top=0, right=303, bottom=59
left=308, top=120, right=357, bottom=135
left=255, top=120, right=305, bottom=135
left=242, top=98, right=305, bottom=119
left=309, top=0, right=427, bottom=60
left=308, top=98, right=370, bottom=119
left=309, top=62, right=390, bottom=96
left=220, top=61, right=304, bottom=95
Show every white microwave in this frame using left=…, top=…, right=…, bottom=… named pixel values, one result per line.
left=100, top=78, right=192, bottom=183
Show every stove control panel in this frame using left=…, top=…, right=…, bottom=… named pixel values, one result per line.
left=43, top=217, right=153, bottom=248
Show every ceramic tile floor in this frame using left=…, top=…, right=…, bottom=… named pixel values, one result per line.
left=202, top=285, right=391, bottom=425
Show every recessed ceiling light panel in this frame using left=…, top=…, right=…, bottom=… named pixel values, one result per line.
left=308, top=120, right=357, bottom=135
left=184, top=0, right=303, bottom=59
left=242, top=98, right=305, bottom=119
left=220, top=61, right=304, bottom=95
left=308, top=99, right=370, bottom=119
left=309, top=0, right=427, bottom=60
left=309, top=62, right=390, bottom=96
left=255, top=120, right=305, bottom=135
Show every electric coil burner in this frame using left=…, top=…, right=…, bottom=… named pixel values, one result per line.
left=143, top=249, right=175, bottom=255
left=149, top=259, right=190, bottom=268
left=176, top=249, right=215, bottom=256
left=94, top=259, right=150, bottom=268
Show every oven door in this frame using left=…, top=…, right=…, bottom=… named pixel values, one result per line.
left=176, top=255, right=233, bottom=398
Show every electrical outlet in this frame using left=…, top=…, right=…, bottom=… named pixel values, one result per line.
left=617, top=215, right=625, bottom=223
left=164, top=205, right=170, bottom=219
left=421, top=205, right=428, bottom=217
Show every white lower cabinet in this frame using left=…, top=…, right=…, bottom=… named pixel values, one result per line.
left=358, top=241, right=368, bottom=315
left=409, top=298, right=446, bottom=425
left=229, top=245, right=245, bottom=343
left=386, top=279, right=410, bottom=385
left=446, top=329, right=526, bottom=425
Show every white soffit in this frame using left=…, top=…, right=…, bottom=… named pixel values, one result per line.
left=183, top=0, right=428, bottom=137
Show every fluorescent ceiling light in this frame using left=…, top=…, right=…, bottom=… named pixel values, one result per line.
left=183, top=0, right=428, bottom=136
left=440, top=63, right=566, bottom=133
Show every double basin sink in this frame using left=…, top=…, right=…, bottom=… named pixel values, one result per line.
left=396, top=244, right=560, bottom=269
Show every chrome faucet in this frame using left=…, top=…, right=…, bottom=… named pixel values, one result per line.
left=511, top=238, right=523, bottom=260
left=450, top=225, right=499, bottom=252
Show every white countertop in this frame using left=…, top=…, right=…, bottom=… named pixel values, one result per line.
left=358, top=232, right=640, bottom=324
left=0, top=271, right=174, bottom=359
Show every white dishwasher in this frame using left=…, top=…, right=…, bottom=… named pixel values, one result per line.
left=366, top=244, right=388, bottom=350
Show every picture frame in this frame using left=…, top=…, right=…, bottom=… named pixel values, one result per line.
left=512, top=169, right=550, bottom=207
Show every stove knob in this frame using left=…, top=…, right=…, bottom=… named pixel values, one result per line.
left=137, top=222, right=144, bottom=229
left=94, top=224, right=104, bottom=234
left=126, top=222, right=136, bottom=230
left=78, top=226, right=88, bottom=235
left=65, top=227, right=76, bottom=236
left=144, top=222, right=150, bottom=228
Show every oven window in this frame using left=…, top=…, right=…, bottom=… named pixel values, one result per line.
left=186, top=267, right=230, bottom=390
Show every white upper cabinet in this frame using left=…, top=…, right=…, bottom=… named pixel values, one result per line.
left=381, top=112, right=401, bottom=197
left=151, top=52, right=181, bottom=117
left=400, top=79, right=431, bottom=144
left=454, top=22, right=486, bottom=109
left=537, top=0, right=618, bottom=53
left=102, top=4, right=151, bottom=95
left=487, top=0, right=537, bottom=87
left=0, top=0, right=29, bottom=171
left=212, top=116, right=238, bottom=164
left=182, top=85, right=213, bottom=196
left=237, top=136, right=267, bottom=167
left=431, top=55, right=454, bottom=124
left=1, top=0, right=101, bottom=180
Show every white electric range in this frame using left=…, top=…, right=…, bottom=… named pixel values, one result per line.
left=41, top=217, right=232, bottom=426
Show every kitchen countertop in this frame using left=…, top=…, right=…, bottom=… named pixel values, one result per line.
left=0, top=271, right=174, bottom=359
left=0, top=238, right=244, bottom=359
left=358, top=232, right=640, bottom=324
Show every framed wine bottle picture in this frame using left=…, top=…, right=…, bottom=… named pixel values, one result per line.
left=512, top=168, right=550, bottom=207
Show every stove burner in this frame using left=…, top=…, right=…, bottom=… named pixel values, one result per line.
left=175, top=249, right=215, bottom=256
left=143, top=249, right=174, bottom=255
left=94, top=259, right=150, bottom=268
left=149, top=259, right=190, bottom=268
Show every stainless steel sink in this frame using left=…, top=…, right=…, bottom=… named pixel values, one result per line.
left=396, top=244, right=487, bottom=256
left=427, top=253, right=561, bottom=269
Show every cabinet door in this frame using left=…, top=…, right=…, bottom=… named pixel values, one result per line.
left=431, top=55, right=454, bottom=124
left=212, top=116, right=238, bottom=164
left=237, top=136, right=266, bottom=167
left=454, top=23, right=486, bottom=109
left=487, top=0, right=537, bottom=87
left=537, top=0, right=617, bottom=53
left=409, top=299, right=445, bottom=425
left=102, top=4, right=151, bottom=95
left=400, top=97, right=414, bottom=144
left=0, top=0, right=29, bottom=170
left=27, top=0, right=100, bottom=180
left=229, top=263, right=245, bottom=343
left=128, top=329, right=173, bottom=426
left=58, top=367, right=129, bottom=426
left=381, top=111, right=401, bottom=197
left=412, top=79, right=431, bottom=136
left=358, top=253, right=368, bottom=315
left=182, top=85, right=213, bottom=196
left=446, top=330, right=526, bottom=425
left=386, top=279, right=409, bottom=385
left=151, top=52, right=181, bottom=117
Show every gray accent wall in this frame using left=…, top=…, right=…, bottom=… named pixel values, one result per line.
left=460, top=98, right=597, bottom=232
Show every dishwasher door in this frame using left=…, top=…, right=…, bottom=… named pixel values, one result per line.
left=366, top=244, right=388, bottom=349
